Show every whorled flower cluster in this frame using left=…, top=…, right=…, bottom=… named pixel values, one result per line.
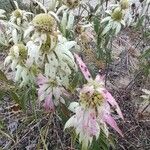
left=0, top=1, right=33, bottom=45
left=2, top=1, right=77, bottom=110
left=4, top=43, right=37, bottom=86
left=25, top=12, right=77, bottom=110
left=101, top=0, right=129, bottom=35
left=0, top=1, right=128, bottom=149
left=10, top=1, right=32, bottom=26
left=65, top=54, right=124, bottom=149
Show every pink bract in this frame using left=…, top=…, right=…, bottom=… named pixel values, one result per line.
left=43, top=94, right=55, bottom=112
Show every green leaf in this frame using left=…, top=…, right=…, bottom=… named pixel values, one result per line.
left=0, top=70, right=14, bottom=86
left=9, top=91, right=20, bottom=103
left=89, top=131, right=111, bottom=150
left=93, top=17, right=100, bottom=33
left=20, top=87, right=32, bottom=110
left=8, top=91, right=26, bottom=110
left=94, top=4, right=100, bottom=13
left=141, top=48, right=150, bottom=59
left=58, top=103, right=70, bottom=124
left=0, top=70, right=7, bottom=82
left=136, top=16, right=145, bottom=29
left=69, top=72, right=80, bottom=92
left=0, top=120, right=5, bottom=129
left=0, top=90, right=6, bottom=100
left=60, top=11, right=67, bottom=37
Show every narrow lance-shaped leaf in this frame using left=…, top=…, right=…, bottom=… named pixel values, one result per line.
left=74, top=53, right=92, bottom=81
left=104, top=114, right=123, bottom=137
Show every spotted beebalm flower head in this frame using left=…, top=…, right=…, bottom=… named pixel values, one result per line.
left=65, top=54, right=123, bottom=149
left=26, top=24, right=77, bottom=87
left=4, top=44, right=27, bottom=70
left=4, top=43, right=37, bottom=87
left=25, top=14, right=77, bottom=90
left=10, top=1, right=32, bottom=26
left=25, top=13, right=56, bottom=44
left=101, top=7, right=126, bottom=35
left=32, top=13, right=55, bottom=32
left=111, top=7, right=123, bottom=21
left=37, top=74, right=67, bottom=112
left=24, top=13, right=58, bottom=66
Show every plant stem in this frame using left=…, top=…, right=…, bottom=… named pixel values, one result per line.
left=141, top=101, right=150, bottom=114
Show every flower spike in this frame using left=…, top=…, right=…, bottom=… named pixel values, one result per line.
left=65, top=55, right=124, bottom=149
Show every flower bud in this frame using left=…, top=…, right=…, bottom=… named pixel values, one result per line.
left=12, top=9, right=22, bottom=18
left=120, top=0, right=129, bottom=10
left=10, top=43, right=27, bottom=60
left=111, top=7, right=123, bottom=21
